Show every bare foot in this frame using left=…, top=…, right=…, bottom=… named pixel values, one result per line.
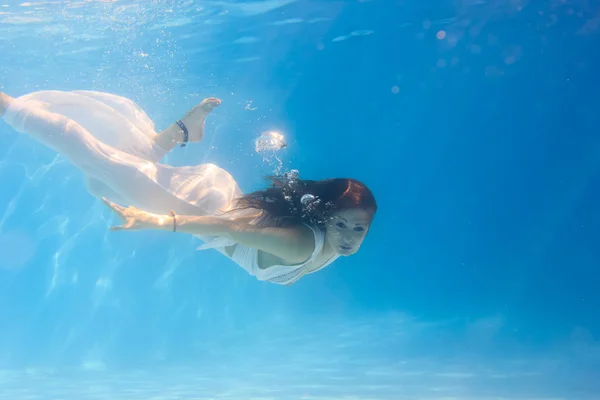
left=153, top=97, right=222, bottom=151
left=179, top=97, right=221, bottom=142
left=0, top=92, right=15, bottom=118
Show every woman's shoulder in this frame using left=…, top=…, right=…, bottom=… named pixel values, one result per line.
left=277, top=220, right=324, bottom=245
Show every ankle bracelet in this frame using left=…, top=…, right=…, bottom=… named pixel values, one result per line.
left=175, top=120, right=189, bottom=147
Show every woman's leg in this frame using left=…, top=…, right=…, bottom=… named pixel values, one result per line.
left=153, top=97, right=221, bottom=152
left=1, top=94, right=212, bottom=215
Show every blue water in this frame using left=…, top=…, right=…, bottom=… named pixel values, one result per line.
left=1, top=0, right=599, bottom=398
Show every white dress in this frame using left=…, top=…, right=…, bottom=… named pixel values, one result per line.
left=2, top=90, right=338, bottom=284
left=197, top=223, right=339, bottom=285
left=3, top=90, right=241, bottom=216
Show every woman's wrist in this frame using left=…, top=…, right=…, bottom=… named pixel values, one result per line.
left=144, top=212, right=175, bottom=231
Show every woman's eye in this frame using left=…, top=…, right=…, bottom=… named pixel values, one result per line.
left=354, top=227, right=364, bottom=232
left=336, top=222, right=347, bottom=229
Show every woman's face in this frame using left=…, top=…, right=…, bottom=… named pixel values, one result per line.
left=324, top=208, right=373, bottom=256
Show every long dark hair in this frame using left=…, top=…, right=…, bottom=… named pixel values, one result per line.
left=230, top=170, right=377, bottom=228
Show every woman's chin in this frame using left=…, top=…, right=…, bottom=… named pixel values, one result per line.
left=336, top=246, right=356, bottom=256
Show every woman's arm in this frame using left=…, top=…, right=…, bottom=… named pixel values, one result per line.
left=102, top=198, right=315, bottom=264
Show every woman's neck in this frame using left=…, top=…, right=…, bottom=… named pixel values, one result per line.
left=319, top=239, right=337, bottom=259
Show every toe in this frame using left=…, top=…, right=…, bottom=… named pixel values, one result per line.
left=200, top=97, right=222, bottom=109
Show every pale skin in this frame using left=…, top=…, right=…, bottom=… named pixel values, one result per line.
left=1, top=90, right=372, bottom=276
left=153, top=97, right=222, bottom=152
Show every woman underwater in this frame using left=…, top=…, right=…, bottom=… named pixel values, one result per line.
left=0, top=90, right=377, bottom=285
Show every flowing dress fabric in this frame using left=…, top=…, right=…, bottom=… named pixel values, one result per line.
left=3, top=90, right=242, bottom=216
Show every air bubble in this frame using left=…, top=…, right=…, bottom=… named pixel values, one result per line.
left=301, top=194, right=316, bottom=205
left=256, top=131, right=287, bottom=175
left=255, top=131, right=287, bottom=153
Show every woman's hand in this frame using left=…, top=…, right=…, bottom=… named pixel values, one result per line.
left=102, top=197, right=171, bottom=232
